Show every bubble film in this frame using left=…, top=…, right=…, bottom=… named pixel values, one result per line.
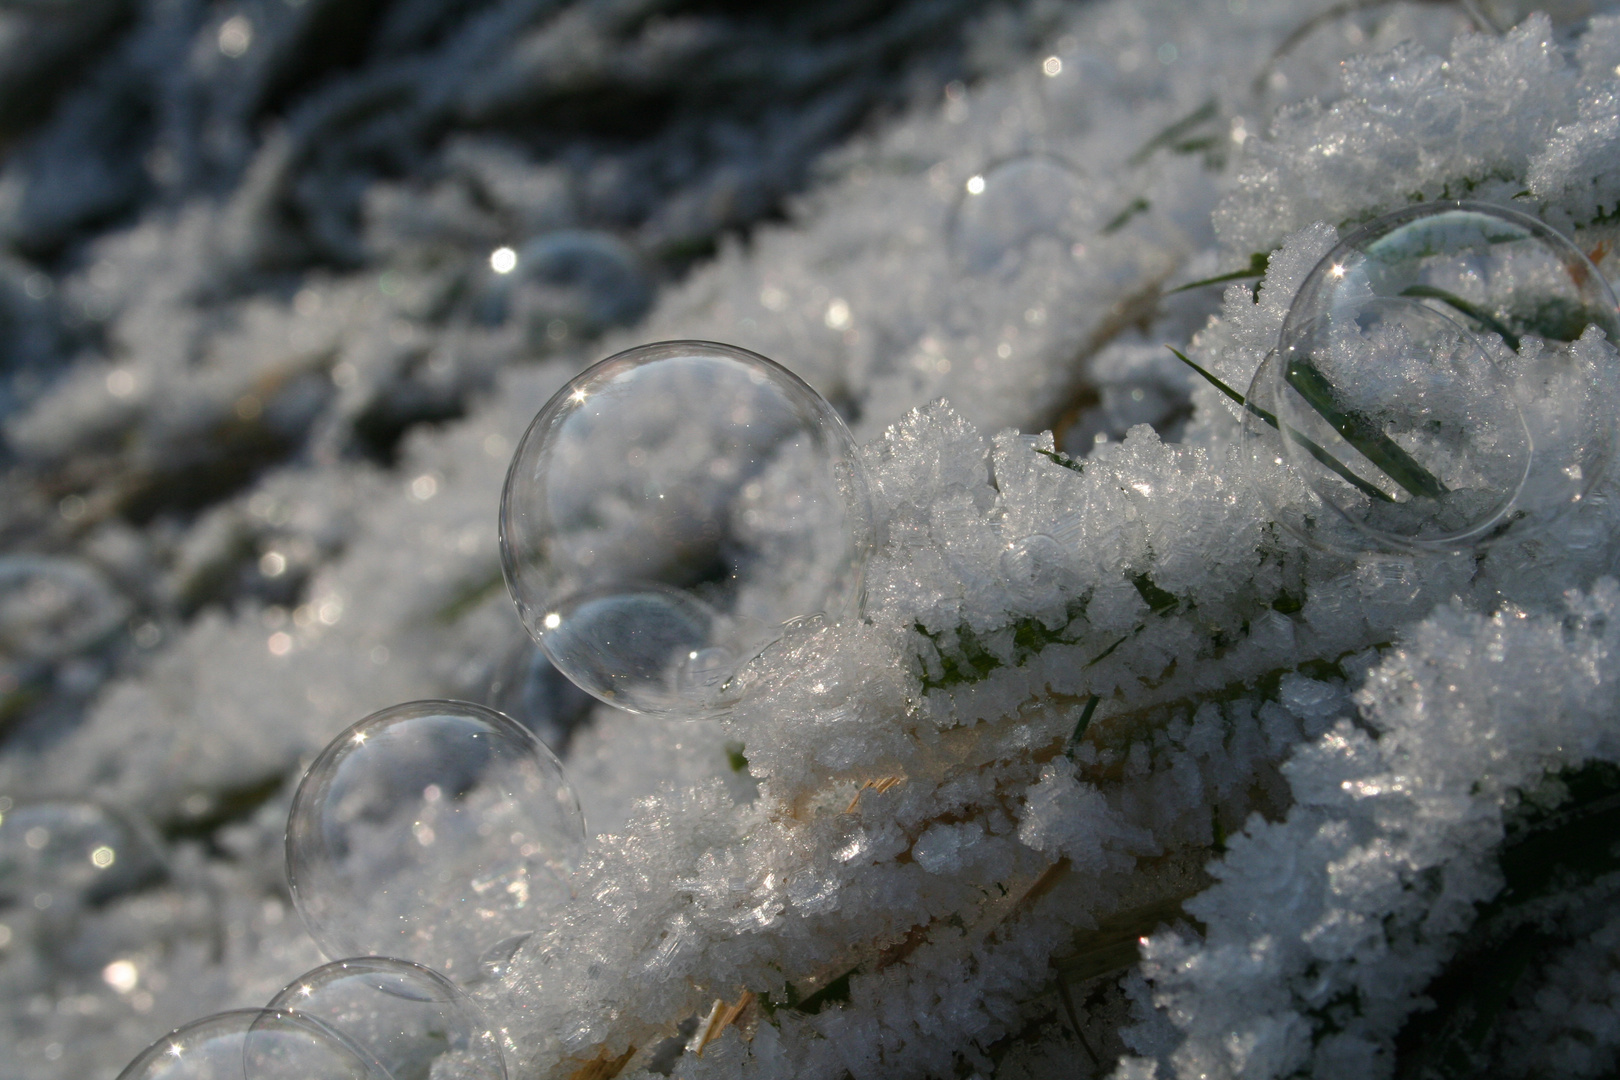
left=1244, top=201, right=1620, bottom=553
left=285, top=701, right=586, bottom=978
left=268, top=957, right=505, bottom=1080
left=115, top=1009, right=382, bottom=1080
left=499, top=340, right=872, bottom=715
left=948, top=154, right=1086, bottom=275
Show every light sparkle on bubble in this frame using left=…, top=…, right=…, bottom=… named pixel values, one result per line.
left=217, top=15, right=252, bottom=56
left=964, top=175, right=986, bottom=195
left=490, top=247, right=517, bottom=274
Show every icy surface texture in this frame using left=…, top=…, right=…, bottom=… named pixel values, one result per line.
left=1128, top=589, right=1620, bottom=1080
left=7, top=1, right=1620, bottom=1079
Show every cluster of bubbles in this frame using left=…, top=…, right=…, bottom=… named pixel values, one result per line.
left=109, top=195, right=1620, bottom=1076
left=120, top=702, right=561, bottom=1080
left=118, top=958, right=504, bottom=1080
left=116, top=340, right=878, bottom=1078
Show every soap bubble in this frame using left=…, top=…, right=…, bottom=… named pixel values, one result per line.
left=948, top=154, right=1086, bottom=274
left=477, top=231, right=651, bottom=344
left=286, top=700, right=587, bottom=978
left=0, top=555, right=129, bottom=673
left=116, top=1009, right=382, bottom=1080
left=1244, top=201, right=1620, bottom=553
left=0, top=799, right=163, bottom=913
left=500, top=340, right=872, bottom=715
left=268, top=957, right=505, bottom=1080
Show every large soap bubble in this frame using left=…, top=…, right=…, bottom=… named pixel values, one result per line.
left=948, top=154, right=1087, bottom=275
left=116, top=1009, right=383, bottom=1080
left=500, top=340, right=872, bottom=716
left=1243, top=201, right=1620, bottom=553
left=268, top=957, right=505, bottom=1080
left=286, top=701, right=587, bottom=979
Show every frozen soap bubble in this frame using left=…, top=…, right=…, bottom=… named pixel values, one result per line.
left=286, top=701, right=587, bottom=978
left=500, top=340, right=872, bottom=716
left=116, top=1009, right=382, bottom=1080
left=948, top=154, right=1086, bottom=274
left=269, top=958, right=505, bottom=1080
left=0, top=799, right=163, bottom=912
left=1244, top=201, right=1620, bottom=553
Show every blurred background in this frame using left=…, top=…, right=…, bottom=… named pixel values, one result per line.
left=0, top=0, right=1068, bottom=751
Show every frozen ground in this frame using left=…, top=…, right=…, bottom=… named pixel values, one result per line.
left=3, top=1, right=1620, bottom=1078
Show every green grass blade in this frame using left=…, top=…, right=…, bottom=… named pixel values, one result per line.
left=1166, top=252, right=1271, bottom=295
left=1129, top=98, right=1218, bottom=165
left=1283, top=356, right=1447, bottom=499
left=1167, top=347, right=1396, bottom=503
left=1102, top=197, right=1150, bottom=235
left=1065, top=695, right=1101, bottom=760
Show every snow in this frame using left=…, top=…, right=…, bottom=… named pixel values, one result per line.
left=3, top=1, right=1620, bottom=1079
